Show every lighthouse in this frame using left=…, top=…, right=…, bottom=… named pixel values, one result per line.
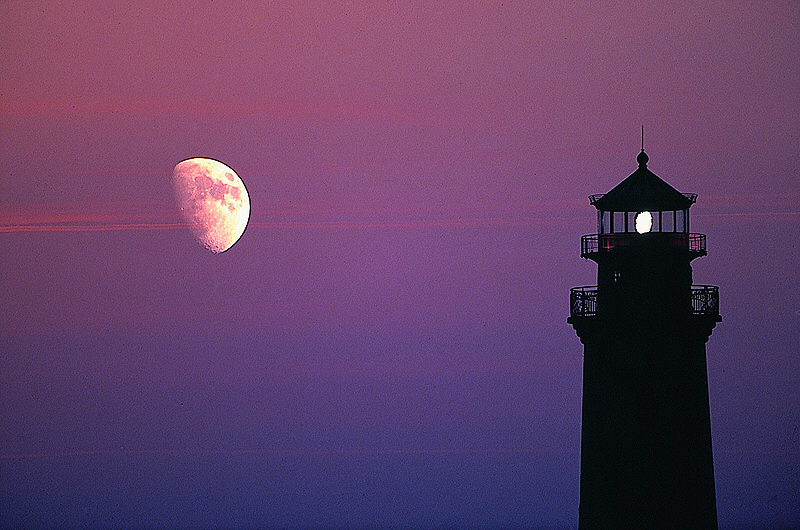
left=568, top=147, right=721, bottom=528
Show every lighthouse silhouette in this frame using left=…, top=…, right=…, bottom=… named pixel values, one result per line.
left=568, top=141, right=721, bottom=528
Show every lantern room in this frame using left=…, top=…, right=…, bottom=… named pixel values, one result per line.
left=580, top=150, right=706, bottom=258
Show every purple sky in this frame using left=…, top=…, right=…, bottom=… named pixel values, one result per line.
left=1, top=2, right=798, bottom=527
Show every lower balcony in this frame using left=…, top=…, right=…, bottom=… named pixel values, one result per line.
left=570, top=286, right=598, bottom=318
left=569, top=285, right=719, bottom=319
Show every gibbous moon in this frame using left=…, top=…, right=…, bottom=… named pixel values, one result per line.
left=171, top=158, right=250, bottom=253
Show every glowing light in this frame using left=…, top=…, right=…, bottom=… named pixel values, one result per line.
left=635, top=211, right=652, bottom=234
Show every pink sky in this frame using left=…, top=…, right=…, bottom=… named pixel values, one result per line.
left=2, top=2, right=797, bottom=214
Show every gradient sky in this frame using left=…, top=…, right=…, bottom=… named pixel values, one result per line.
left=1, top=2, right=798, bottom=527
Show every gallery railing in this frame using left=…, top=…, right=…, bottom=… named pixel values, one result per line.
left=690, top=285, right=720, bottom=316
left=569, top=285, right=719, bottom=318
left=580, top=233, right=706, bottom=257
left=570, top=286, right=598, bottom=318
left=587, top=193, right=697, bottom=204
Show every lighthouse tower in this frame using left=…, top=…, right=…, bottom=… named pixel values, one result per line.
left=568, top=148, right=721, bottom=528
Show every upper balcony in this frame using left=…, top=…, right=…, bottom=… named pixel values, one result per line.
left=580, top=232, right=706, bottom=259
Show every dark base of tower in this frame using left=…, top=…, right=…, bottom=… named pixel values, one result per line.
left=579, top=499, right=717, bottom=530
left=571, top=314, right=720, bottom=530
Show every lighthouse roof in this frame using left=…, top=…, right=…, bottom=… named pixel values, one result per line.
left=590, top=151, right=696, bottom=211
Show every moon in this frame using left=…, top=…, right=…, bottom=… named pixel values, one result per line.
left=171, top=158, right=250, bottom=253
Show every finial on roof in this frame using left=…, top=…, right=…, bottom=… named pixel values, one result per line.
left=637, top=125, right=648, bottom=166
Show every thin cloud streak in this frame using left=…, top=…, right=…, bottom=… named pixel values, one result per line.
left=0, top=223, right=187, bottom=233
left=693, top=212, right=800, bottom=219
left=2, top=212, right=798, bottom=233
left=1, top=196, right=798, bottom=233
left=0, top=217, right=574, bottom=233
left=0, top=95, right=414, bottom=125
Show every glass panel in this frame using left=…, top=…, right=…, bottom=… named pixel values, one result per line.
left=662, top=211, right=674, bottom=232
left=653, top=211, right=661, bottom=232
left=627, top=212, right=636, bottom=233
left=675, top=210, right=686, bottom=232
left=613, top=212, right=625, bottom=233
left=603, top=211, right=610, bottom=233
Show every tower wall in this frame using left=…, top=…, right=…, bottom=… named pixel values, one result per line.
left=576, top=317, right=717, bottom=528
left=596, top=249, right=693, bottom=320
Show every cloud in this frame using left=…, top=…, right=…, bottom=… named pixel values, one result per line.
left=0, top=199, right=584, bottom=233
left=0, top=201, right=184, bottom=233
left=2, top=197, right=797, bottom=234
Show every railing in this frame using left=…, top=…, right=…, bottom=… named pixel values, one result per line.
left=690, top=285, right=719, bottom=316
left=570, top=286, right=598, bottom=317
left=587, top=193, right=696, bottom=205
left=588, top=193, right=697, bottom=204
left=688, top=233, right=706, bottom=253
left=580, top=233, right=706, bottom=257
left=568, top=284, right=720, bottom=318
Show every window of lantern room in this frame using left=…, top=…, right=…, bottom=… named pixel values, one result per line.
left=661, top=210, right=674, bottom=232
left=613, top=212, right=625, bottom=233
left=675, top=209, right=687, bottom=232
left=600, top=211, right=610, bottom=233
